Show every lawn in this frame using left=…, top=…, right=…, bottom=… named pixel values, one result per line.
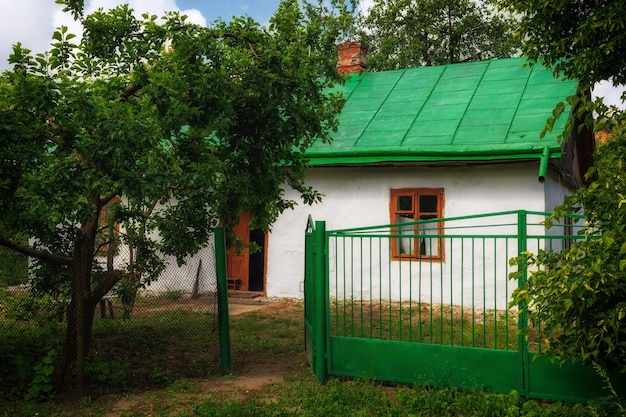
left=0, top=298, right=622, bottom=416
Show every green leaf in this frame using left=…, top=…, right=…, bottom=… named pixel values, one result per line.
left=603, top=234, right=616, bottom=248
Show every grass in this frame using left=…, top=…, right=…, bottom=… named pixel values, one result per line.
left=0, top=290, right=221, bottom=401
left=331, top=299, right=520, bottom=350
left=0, top=298, right=622, bottom=416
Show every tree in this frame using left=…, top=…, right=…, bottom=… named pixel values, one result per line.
left=357, top=0, right=521, bottom=70
left=0, top=0, right=354, bottom=389
left=498, top=0, right=626, bottom=89
left=500, top=0, right=626, bottom=373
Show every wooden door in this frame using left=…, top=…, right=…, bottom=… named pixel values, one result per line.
left=226, top=212, right=250, bottom=290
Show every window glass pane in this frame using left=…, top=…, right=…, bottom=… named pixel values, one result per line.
left=396, top=214, right=415, bottom=255
left=419, top=195, right=438, bottom=213
left=417, top=215, right=439, bottom=257
left=418, top=234, right=440, bottom=257
left=397, top=195, right=412, bottom=211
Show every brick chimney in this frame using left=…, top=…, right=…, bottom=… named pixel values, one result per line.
left=337, top=41, right=368, bottom=74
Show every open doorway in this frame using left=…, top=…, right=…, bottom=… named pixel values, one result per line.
left=248, top=229, right=265, bottom=291
left=226, top=212, right=266, bottom=293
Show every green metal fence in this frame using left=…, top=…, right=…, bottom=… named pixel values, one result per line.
left=304, top=210, right=625, bottom=402
left=0, top=228, right=231, bottom=397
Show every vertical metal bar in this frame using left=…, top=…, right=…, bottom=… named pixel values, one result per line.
left=525, top=237, right=540, bottom=353
left=471, top=238, right=475, bottom=347
left=483, top=237, right=487, bottom=348
left=438, top=237, right=443, bottom=345
left=409, top=230, right=413, bottom=342
left=359, top=236, right=363, bottom=338
left=418, top=236, right=423, bottom=342
left=399, top=237, right=403, bottom=341
left=350, top=236, right=354, bottom=337
left=369, top=237, right=370, bottom=339
left=214, top=227, right=232, bottom=372
left=342, top=237, right=347, bottom=336
left=381, top=234, right=390, bottom=340
left=505, top=237, right=510, bottom=350
left=450, top=235, right=454, bottom=346
left=379, top=236, right=383, bottom=340
left=334, top=233, right=339, bottom=337
left=461, top=237, right=465, bottom=347
left=493, top=237, right=498, bottom=349
left=429, top=242, right=433, bottom=344
left=517, top=211, right=529, bottom=395
left=314, top=220, right=328, bottom=384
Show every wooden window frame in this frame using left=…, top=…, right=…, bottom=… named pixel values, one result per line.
left=390, top=188, right=444, bottom=261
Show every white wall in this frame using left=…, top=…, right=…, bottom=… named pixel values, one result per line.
left=145, top=241, right=217, bottom=295
left=98, top=196, right=219, bottom=297
left=125, top=160, right=574, bottom=303
left=544, top=170, right=575, bottom=213
left=266, top=162, right=556, bottom=302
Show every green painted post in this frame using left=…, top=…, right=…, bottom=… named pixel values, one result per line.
left=314, top=220, right=328, bottom=383
left=214, top=227, right=232, bottom=372
left=517, top=211, right=529, bottom=395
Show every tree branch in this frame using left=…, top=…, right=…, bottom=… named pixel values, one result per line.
left=100, top=188, right=122, bottom=206
left=0, top=235, right=73, bottom=266
left=92, top=269, right=122, bottom=302
left=122, top=83, right=142, bottom=99
left=221, top=31, right=259, bottom=58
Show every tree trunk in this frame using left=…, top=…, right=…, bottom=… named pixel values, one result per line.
left=57, top=226, right=98, bottom=392
left=58, top=292, right=97, bottom=391
left=56, top=211, right=100, bottom=391
left=54, top=203, right=124, bottom=391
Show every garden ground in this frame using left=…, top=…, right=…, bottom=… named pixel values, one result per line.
left=3, top=298, right=621, bottom=417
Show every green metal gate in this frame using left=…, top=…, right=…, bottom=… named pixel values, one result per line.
left=304, top=210, right=625, bottom=402
left=304, top=216, right=327, bottom=383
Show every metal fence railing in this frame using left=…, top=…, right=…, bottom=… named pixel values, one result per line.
left=326, top=210, right=586, bottom=351
left=304, top=210, right=624, bottom=401
left=0, top=229, right=230, bottom=397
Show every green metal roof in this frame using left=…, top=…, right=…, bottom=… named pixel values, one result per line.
left=306, top=57, right=578, bottom=165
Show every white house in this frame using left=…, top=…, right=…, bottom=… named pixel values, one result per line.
left=145, top=43, right=594, bottom=302
left=258, top=43, right=593, bottom=299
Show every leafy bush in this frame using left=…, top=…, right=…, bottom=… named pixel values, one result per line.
left=511, top=127, right=626, bottom=374
left=24, top=349, right=56, bottom=402
left=85, top=355, right=129, bottom=386
left=9, top=348, right=57, bottom=403
left=0, top=289, right=65, bottom=323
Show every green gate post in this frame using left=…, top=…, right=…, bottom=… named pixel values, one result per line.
left=314, top=220, right=328, bottom=383
left=214, top=227, right=232, bottom=372
left=517, top=210, right=529, bottom=395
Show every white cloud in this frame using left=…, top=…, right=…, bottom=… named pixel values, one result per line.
left=592, top=81, right=625, bottom=110
left=0, top=0, right=64, bottom=70
left=359, top=0, right=374, bottom=15
left=177, top=9, right=207, bottom=26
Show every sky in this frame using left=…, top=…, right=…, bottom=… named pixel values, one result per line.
left=0, top=0, right=622, bottom=108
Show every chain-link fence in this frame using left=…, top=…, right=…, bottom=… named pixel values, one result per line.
left=0, top=235, right=228, bottom=397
